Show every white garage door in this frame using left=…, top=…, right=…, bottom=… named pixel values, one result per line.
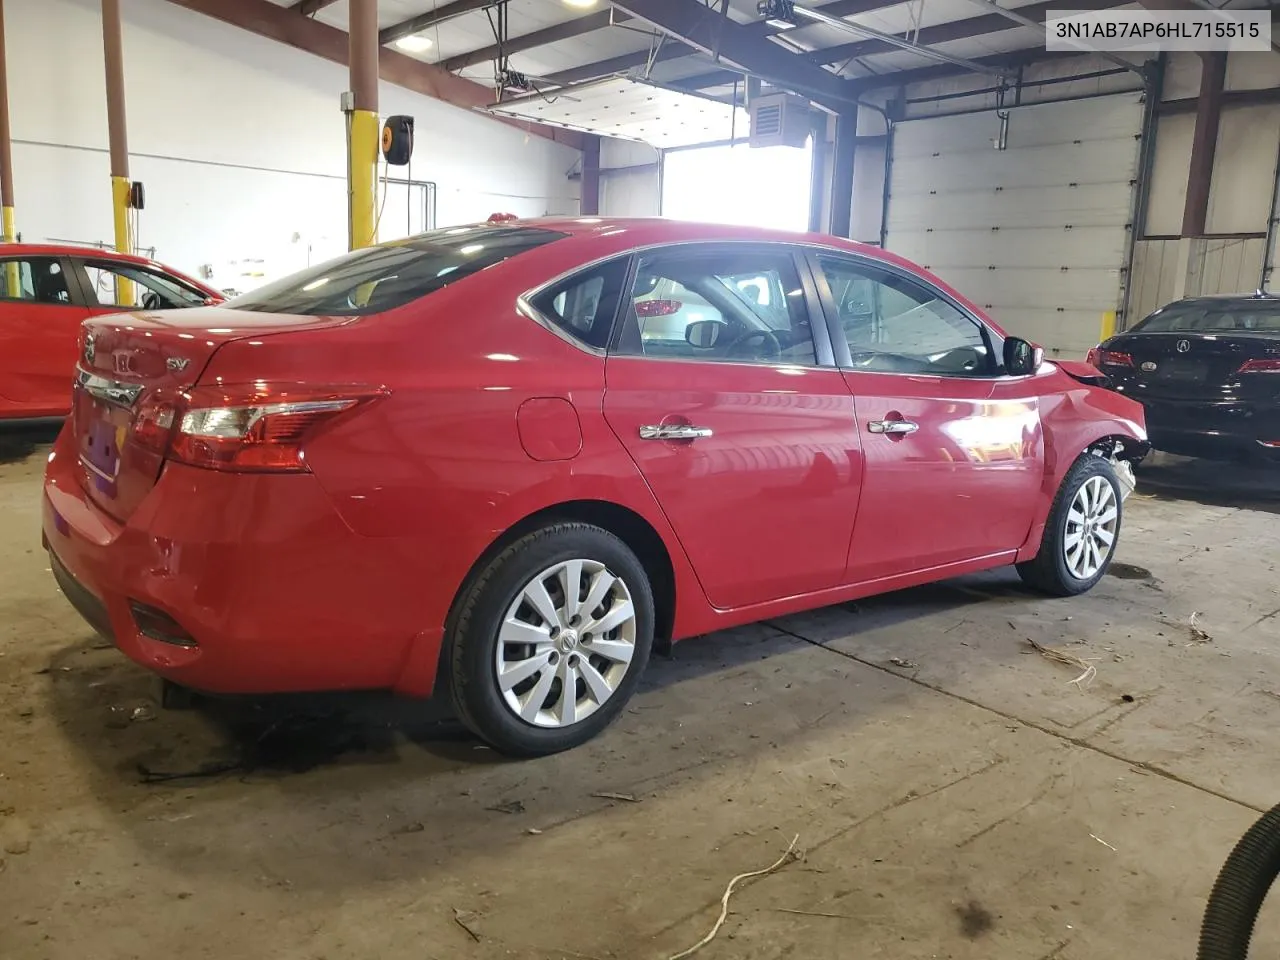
left=885, top=94, right=1144, bottom=359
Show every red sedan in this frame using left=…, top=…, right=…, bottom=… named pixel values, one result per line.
left=42, top=219, right=1148, bottom=756
left=0, top=243, right=222, bottom=422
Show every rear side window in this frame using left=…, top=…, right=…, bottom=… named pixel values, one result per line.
left=527, top=258, right=628, bottom=350
left=229, top=226, right=566, bottom=316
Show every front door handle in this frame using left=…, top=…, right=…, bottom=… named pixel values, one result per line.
left=867, top=419, right=919, bottom=436
left=639, top=424, right=713, bottom=441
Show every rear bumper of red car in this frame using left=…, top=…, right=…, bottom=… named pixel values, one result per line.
left=42, top=432, right=445, bottom=697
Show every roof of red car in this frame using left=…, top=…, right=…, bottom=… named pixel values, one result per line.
left=2, top=242, right=175, bottom=269
left=501, top=216, right=870, bottom=249
left=487, top=216, right=921, bottom=275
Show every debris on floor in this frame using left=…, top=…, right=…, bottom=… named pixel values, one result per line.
left=591, top=791, right=638, bottom=803
left=665, top=834, right=802, bottom=960
left=452, top=907, right=482, bottom=943
left=888, top=657, right=919, bottom=670
left=485, top=799, right=526, bottom=815
left=1160, top=611, right=1212, bottom=644
left=1024, top=637, right=1098, bottom=686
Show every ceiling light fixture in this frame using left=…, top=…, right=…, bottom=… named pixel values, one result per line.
left=562, top=0, right=598, bottom=8
left=394, top=34, right=433, bottom=53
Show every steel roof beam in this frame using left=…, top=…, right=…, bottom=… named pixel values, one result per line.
left=516, top=0, right=901, bottom=91
left=444, top=10, right=628, bottom=72
left=380, top=0, right=496, bottom=46
left=606, top=0, right=862, bottom=109
left=790, top=2, right=1010, bottom=78
left=961, top=0, right=1145, bottom=75
left=291, top=0, right=341, bottom=14
left=159, top=0, right=582, bottom=147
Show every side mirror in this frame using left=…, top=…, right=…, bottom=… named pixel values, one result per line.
left=685, top=320, right=724, bottom=349
left=1004, top=337, right=1044, bottom=376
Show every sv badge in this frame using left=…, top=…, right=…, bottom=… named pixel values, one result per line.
left=166, top=357, right=191, bottom=372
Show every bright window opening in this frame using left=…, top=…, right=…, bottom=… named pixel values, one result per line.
left=661, top=140, right=813, bottom=232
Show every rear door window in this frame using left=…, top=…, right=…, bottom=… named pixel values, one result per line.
left=0, top=257, right=72, bottom=305
left=229, top=226, right=567, bottom=316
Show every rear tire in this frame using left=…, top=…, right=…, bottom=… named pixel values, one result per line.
left=1017, top=455, right=1122, bottom=597
left=447, top=523, right=654, bottom=757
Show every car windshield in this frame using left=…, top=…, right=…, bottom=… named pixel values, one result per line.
left=1133, top=300, right=1280, bottom=333
left=228, top=225, right=566, bottom=316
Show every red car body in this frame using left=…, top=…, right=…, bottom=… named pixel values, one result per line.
left=42, top=219, right=1147, bottom=750
left=0, top=243, right=222, bottom=421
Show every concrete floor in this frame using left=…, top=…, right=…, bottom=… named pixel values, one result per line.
left=2, top=429, right=1279, bottom=960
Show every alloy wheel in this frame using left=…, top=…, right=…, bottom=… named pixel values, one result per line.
left=1063, top=475, right=1118, bottom=580
left=494, top=559, right=637, bottom=728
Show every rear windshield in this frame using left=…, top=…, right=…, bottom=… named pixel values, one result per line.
left=228, top=226, right=566, bottom=316
left=1133, top=300, right=1280, bottom=334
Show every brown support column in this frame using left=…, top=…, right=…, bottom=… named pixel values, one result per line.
left=1182, top=51, right=1226, bottom=238
left=102, top=0, right=134, bottom=302
left=0, top=0, right=15, bottom=244
left=580, top=135, right=601, bottom=216
left=347, top=0, right=379, bottom=249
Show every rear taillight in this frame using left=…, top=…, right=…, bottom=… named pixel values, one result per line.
left=130, top=383, right=386, bottom=473
left=635, top=299, right=684, bottom=318
left=1236, top=359, right=1280, bottom=374
left=1095, top=350, right=1134, bottom=368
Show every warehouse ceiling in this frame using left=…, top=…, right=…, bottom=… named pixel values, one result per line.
left=267, top=0, right=1276, bottom=131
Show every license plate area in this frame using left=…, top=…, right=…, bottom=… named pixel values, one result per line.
left=75, top=388, right=134, bottom=496
left=1149, top=358, right=1208, bottom=384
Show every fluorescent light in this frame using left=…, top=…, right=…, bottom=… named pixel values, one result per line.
left=562, top=0, right=598, bottom=7
left=394, top=34, right=433, bottom=53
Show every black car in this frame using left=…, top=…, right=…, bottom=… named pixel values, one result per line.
left=1089, top=292, right=1280, bottom=463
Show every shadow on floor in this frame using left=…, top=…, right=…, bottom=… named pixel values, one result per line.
left=1137, top=451, right=1280, bottom=515
left=42, top=574, right=1029, bottom=788
left=0, top=422, right=60, bottom=465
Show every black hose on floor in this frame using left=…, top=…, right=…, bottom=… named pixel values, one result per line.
left=1199, top=803, right=1280, bottom=960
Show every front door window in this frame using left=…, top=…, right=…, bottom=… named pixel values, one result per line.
left=616, top=250, right=819, bottom=367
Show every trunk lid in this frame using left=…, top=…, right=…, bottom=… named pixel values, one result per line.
left=1103, top=332, right=1280, bottom=401
left=73, top=306, right=353, bottom=522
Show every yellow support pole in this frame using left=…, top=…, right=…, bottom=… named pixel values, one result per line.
left=347, top=0, right=378, bottom=252
left=349, top=109, right=379, bottom=250
left=2, top=208, right=17, bottom=298
left=111, top=175, right=134, bottom=305
left=1100, top=310, right=1117, bottom=342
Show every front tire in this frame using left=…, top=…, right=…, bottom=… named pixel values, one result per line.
left=1017, top=455, right=1123, bottom=596
left=447, top=523, right=654, bottom=757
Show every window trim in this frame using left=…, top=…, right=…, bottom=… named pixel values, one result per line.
left=0, top=255, right=88, bottom=307
left=517, top=253, right=636, bottom=356
left=604, top=242, right=836, bottom=369
left=73, top=258, right=211, bottom=310
left=804, top=250, right=1013, bottom=380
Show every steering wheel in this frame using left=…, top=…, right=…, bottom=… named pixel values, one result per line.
left=725, top=328, right=782, bottom=361
left=141, top=292, right=162, bottom=310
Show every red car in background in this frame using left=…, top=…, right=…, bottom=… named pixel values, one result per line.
left=0, top=243, right=222, bottom=422
left=42, top=219, right=1148, bottom=757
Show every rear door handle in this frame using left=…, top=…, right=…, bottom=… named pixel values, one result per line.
left=639, top=424, right=713, bottom=440
left=867, top=419, right=919, bottom=436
